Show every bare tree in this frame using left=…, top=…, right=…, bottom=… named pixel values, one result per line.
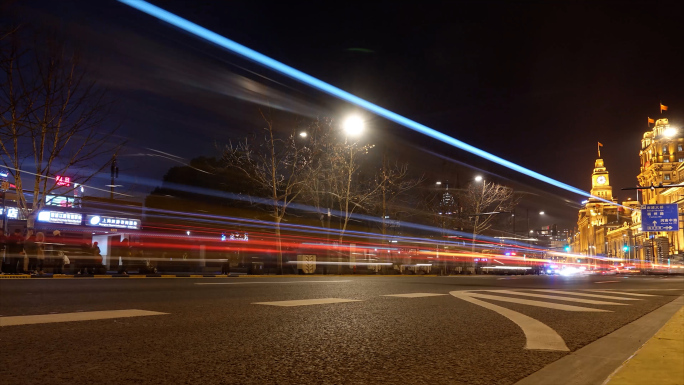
left=300, top=118, right=380, bottom=239
left=222, top=111, right=310, bottom=274
left=1, top=27, right=120, bottom=228
left=374, top=157, right=422, bottom=236
left=458, top=180, right=519, bottom=252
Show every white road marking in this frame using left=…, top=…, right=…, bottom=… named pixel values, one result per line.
left=584, top=290, right=657, bottom=297
left=489, top=290, right=628, bottom=306
left=195, top=280, right=351, bottom=285
left=465, top=292, right=611, bottom=312
left=618, top=288, right=683, bottom=291
left=252, top=298, right=361, bottom=307
left=382, top=293, right=448, bottom=298
left=450, top=291, right=569, bottom=351
left=530, top=290, right=642, bottom=301
left=0, top=309, right=167, bottom=327
left=595, top=281, right=620, bottom=284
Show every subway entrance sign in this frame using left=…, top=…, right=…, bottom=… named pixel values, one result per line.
left=642, top=204, right=679, bottom=232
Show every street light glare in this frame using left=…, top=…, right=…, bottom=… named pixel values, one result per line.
left=299, top=131, right=307, bottom=138
left=436, top=181, right=442, bottom=185
left=343, top=115, right=364, bottom=136
left=539, top=211, right=545, bottom=215
left=474, top=176, right=483, bottom=182
left=663, top=127, right=677, bottom=137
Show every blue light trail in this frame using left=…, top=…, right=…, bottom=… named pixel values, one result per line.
left=118, top=0, right=605, bottom=202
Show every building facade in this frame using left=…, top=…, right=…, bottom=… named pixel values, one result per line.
left=571, top=117, right=684, bottom=268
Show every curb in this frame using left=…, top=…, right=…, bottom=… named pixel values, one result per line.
left=603, top=305, right=684, bottom=385
left=515, top=295, right=684, bottom=385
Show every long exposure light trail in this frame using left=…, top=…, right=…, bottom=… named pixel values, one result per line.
left=117, top=0, right=612, bottom=204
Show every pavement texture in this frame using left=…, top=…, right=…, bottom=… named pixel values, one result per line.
left=606, top=305, right=684, bottom=385
left=1, top=275, right=683, bottom=385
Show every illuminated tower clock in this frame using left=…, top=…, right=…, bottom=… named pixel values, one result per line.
left=590, top=159, right=612, bottom=199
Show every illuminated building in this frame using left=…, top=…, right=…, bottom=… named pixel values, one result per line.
left=635, top=118, right=684, bottom=265
left=573, top=117, right=684, bottom=268
left=572, top=157, right=622, bottom=262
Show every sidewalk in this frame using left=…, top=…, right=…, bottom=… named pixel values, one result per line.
left=605, top=306, right=684, bottom=385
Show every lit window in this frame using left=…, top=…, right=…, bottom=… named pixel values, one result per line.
left=663, top=145, right=668, bottom=153
left=664, top=158, right=670, bottom=163
left=679, top=158, right=684, bottom=163
left=665, top=174, right=671, bottom=181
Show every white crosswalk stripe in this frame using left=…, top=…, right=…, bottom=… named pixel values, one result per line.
left=463, top=292, right=611, bottom=312
left=490, top=290, right=628, bottom=306
left=583, top=290, right=657, bottom=297
left=0, top=310, right=167, bottom=327
left=449, top=289, right=657, bottom=352
left=253, top=298, right=362, bottom=307
left=383, top=293, right=448, bottom=298
left=529, top=290, right=643, bottom=301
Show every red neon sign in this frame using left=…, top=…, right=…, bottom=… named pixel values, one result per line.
left=55, top=176, right=71, bottom=186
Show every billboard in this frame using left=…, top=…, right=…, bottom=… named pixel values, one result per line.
left=87, top=215, right=140, bottom=230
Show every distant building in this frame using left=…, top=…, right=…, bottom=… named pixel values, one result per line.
left=571, top=157, right=628, bottom=262
left=572, top=117, right=684, bottom=267
left=635, top=118, right=684, bottom=265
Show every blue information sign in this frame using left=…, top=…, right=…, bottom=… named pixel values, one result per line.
left=642, top=204, right=679, bottom=232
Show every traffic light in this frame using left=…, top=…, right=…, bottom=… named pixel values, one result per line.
left=622, top=244, right=629, bottom=252
left=564, top=245, right=570, bottom=252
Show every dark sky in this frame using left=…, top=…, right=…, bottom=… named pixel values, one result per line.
left=4, top=0, right=684, bottom=229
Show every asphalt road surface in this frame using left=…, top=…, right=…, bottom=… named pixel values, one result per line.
left=1, top=275, right=683, bottom=385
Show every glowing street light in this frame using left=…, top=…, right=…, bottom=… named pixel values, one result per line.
left=299, top=131, right=308, bottom=138
left=664, top=127, right=678, bottom=138
left=436, top=181, right=442, bottom=185
left=539, top=211, right=545, bottom=215
left=474, top=175, right=483, bottom=182
left=342, top=115, right=364, bottom=137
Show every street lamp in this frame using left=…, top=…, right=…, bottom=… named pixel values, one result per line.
left=539, top=211, right=545, bottom=215
left=474, top=175, right=483, bottom=182
left=299, top=131, right=307, bottom=138
left=663, top=127, right=677, bottom=138
left=342, top=115, right=364, bottom=137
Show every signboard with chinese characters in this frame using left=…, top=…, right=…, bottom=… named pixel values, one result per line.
left=37, top=211, right=82, bottom=225
left=86, top=215, right=140, bottom=230
left=0, top=207, right=19, bottom=219
left=642, top=204, right=679, bottom=232
left=55, top=175, right=71, bottom=186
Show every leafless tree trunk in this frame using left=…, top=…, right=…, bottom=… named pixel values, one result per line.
left=1, top=27, right=120, bottom=228
left=222, top=111, right=309, bottom=274
left=375, top=155, right=422, bottom=236
left=459, top=180, right=519, bottom=254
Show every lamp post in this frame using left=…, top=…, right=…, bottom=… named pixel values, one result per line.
left=472, top=176, right=485, bottom=253
left=339, top=115, right=365, bottom=273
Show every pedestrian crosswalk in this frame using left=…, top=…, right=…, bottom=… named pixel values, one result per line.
left=583, top=289, right=656, bottom=297
left=382, top=293, right=448, bottom=298
left=528, top=290, right=643, bottom=301
left=449, top=289, right=664, bottom=352
left=484, top=290, right=629, bottom=306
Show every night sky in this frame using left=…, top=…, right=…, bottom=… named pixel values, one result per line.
left=4, top=0, right=684, bottom=230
